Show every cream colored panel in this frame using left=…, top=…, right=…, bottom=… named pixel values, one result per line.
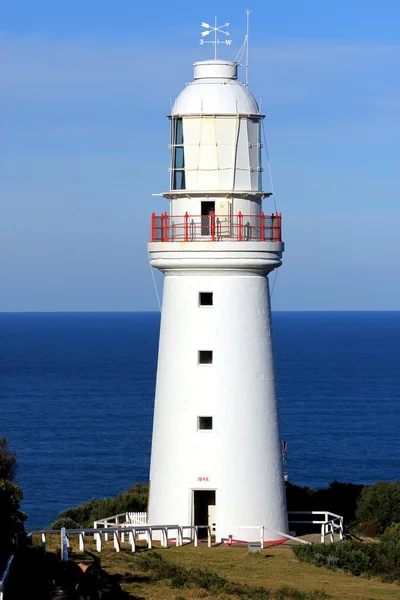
left=248, top=120, right=259, bottom=174
left=215, top=117, right=237, bottom=146
left=184, top=145, right=199, bottom=172
left=218, top=169, right=234, bottom=190
left=250, top=171, right=259, bottom=190
left=185, top=169, right=198, bottom=190
left=247, top=120, right=259, bottom=147
left=215, top=118, right=237, bottom=170
left=198, top=117, right=217, bottom=170
left=182, top=118, right=202, bottom=145
left=182, top=119, right=200, bottom=189
left=198, top=169, right=219, bottom=189
left=235, top=119, right=250, bottom=171
left=235, top=170, right=251, bottom=190
left=198, top=117, right=218, bottom=189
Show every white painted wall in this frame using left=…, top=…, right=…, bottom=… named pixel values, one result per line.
left=147, top=258, right=288, bottom=541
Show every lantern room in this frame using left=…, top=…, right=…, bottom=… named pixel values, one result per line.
left=167, top=60, right=267, bottom=217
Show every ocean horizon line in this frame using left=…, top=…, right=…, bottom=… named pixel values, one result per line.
left=0, top=309, right=399, bottom=315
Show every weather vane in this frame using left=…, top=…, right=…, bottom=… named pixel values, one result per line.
left=200, top=17, right=232, bottom=59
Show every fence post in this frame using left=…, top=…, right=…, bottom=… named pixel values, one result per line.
left=104, top=522, right=109, bottom=542
left=211, top=212, right=215, bottom=241
left=160, top=212, right=166, bottom=242
left=339, top=517, right=344, bottom=540
left=260, top=526, right=264, bottom=548
left=95, top=531, right=102, bottom=552
left=162, top=528, right=167, bottom=548
left=194, top=527, right=198, bottom=548
left=177, top=527, right=181, bottom=547
left=60, top=528, right=68, bottom=561
left=207, top=526, right=212, bottom=548
left=41, top=533, right=46, bottom=553
left=238, top=212, right=243, bottom=241
left=79, top=533, right=85, bottom=552
left=129, top=529, right=136, bottom=553
left=113, top=532, right=121, bottom=552
left=261, top=212, right=265, bottom=241
left=185, top=212, right=189, bottom=242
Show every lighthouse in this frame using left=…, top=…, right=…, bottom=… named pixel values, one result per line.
left=147, top=51, right=288, bottom=543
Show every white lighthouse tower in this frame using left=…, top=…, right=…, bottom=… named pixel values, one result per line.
left=147, top=38, right=288, bottom=543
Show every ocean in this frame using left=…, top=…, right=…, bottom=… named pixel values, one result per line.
left=1, top=311, right=399, bottom=531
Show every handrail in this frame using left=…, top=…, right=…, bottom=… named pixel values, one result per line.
left=288, top=511, right=344, bottom=543
left=150, top=212, right=282, bottom=243
left=288, top=511, right=343, bottom=518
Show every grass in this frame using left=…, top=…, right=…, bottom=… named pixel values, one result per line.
left=35, top=536, right=400, bottom=600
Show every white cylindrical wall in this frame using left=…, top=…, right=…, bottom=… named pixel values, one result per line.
left=148, top=270, right=288, bottom=541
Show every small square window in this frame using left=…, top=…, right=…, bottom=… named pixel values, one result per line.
left=199, top=350, right=213, bottom=365
left=198, top=416, right=213, bottom=430
left=199, top=292, right=213, bottom=306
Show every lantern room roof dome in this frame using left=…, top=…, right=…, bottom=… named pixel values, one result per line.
left=171, top=60, right=261, bottom=117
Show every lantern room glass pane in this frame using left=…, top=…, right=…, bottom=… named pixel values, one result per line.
left=173, top=170, right=185, bottom=190
left=174, top=146, right=184, bottom=169
left=175, top=118, right=183, bottom=145
left=171, top=118, right=185, bottom=190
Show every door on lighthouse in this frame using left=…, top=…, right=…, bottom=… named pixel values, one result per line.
left=201, top=201, right=215, bottom=236
left=193, top=490, right=216, bottom=538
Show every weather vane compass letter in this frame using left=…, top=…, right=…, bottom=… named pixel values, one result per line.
left=200, top=17, right=232, bottom=59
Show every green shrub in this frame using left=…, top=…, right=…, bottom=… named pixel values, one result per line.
left=48, top=483, right=148, bottom=529
left=0, top=438, right=27, bottom=570
left=294, top=539, right=400, bottom=583
left=47, top=517, right=81, bottom=530
left=380, top=522, right=400, bottom=543
left=356, top=481, right=400, bottom=533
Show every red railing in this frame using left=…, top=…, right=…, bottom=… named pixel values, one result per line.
left=150, top=212, right=282, bottom=243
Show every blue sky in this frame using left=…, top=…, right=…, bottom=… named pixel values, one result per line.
left=1, top=0, right=399, bottom=311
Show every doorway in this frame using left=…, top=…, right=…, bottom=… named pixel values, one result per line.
left=193, top=490, right=216, bottom=538
left=201, top=201, right=215, bottom=236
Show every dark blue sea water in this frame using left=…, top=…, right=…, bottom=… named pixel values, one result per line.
left=1, top=312, right=399, bottom=531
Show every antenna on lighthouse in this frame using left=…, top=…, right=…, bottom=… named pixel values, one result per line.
left=234, top=9, right=251, bottom=86
left=245, top=9, right=251, bottom=86
left=200, top=16, right=232, bottom=59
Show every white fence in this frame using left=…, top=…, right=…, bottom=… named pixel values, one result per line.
left=92, top=511, right=343, bottom=545
left=93, top=512, right=148, bottom=542
left=94, top=511, right=147, bottom=528
left=33, top=522, right=312, bottom=558
left=222, top=526, right=310, bottom=546
left=288, top=511, right=344, bottom=543
left=34, top=523, right=213, bottom=555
